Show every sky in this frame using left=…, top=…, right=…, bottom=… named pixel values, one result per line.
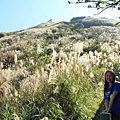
left=0, top=0, right=120, bottom=32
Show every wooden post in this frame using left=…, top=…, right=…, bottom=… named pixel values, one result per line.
left=100, top=113, right=111, bottom=120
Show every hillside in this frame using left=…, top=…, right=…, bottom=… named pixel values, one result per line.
left=0, top=17, right=119, bottom=66
left=0, top=16, right=120, bottom=119
left=69, top=16, right=117, bottom=27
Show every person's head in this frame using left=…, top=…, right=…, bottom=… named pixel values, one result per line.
left=104, top=70, right=116, bottom=88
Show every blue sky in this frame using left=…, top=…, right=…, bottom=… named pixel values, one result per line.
left=0, top=0, right=120, bottom=32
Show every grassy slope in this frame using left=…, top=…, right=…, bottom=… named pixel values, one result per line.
left=0, top=17, right=120, bottom=119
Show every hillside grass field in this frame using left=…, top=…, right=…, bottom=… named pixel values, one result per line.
left=0, top=16, right=120, bottom=119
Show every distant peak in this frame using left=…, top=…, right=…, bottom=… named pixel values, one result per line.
left=48, top=19, right=52, bottom=22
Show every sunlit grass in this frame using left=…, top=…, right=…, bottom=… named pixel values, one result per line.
left=0, top=22, right=120, bottom=119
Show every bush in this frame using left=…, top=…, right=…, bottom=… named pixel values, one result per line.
left=2, top=54, right=14, bottom=69
left=83, top=44, right=101, bottom=53
left=0, top=33, right=6, bottom=38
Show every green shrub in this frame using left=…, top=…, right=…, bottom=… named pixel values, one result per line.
left=83, top=44, right=101, bottom=53
left=2, top=54, right=14, bottom=69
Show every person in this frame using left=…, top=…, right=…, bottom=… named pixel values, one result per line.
left=103, top=70, right=120, bottom=120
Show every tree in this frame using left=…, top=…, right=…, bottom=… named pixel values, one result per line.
left=68, top=0, right=120, bottom=15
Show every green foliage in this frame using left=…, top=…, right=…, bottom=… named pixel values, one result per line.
left=73, top=23, right=84, bottom=29
left=115, top=22, right=120, bottom=26
left=2, top=54, right=14, bottom=69
left=83, top=44, right=101, bottom=53
left=0, top=104, right=15, bottom=120
left=19, top=48, right=50, bottom=67
left=0, top=67, right=105, bottom=120
left=2, top=39, right=13, bottom=45
left=6, top=32, right=17, bottom=36
left=68, top=0, right=120, bottom=13
left=113, top=62, right=120, bottom=71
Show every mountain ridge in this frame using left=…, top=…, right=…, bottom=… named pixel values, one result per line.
left=0, top=16, right=118, bottom=34
left=31, top=16, right=118, bottom=30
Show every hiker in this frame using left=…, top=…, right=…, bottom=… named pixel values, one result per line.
left=104, top=70, right=120, bottom=120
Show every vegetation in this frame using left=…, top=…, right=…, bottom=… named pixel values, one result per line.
left=0, top=17, right=120, bottom=119
left=68, top=0, right=120, bottom=15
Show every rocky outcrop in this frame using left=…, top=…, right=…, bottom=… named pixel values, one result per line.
left=70, top=16, right=116, bottom=28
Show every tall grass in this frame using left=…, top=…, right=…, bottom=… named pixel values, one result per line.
left=0, top=66, right=105, bottom=120
left=0, top=23, right=120, bottom=120
left=0, top=45, right=119, bottom=119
